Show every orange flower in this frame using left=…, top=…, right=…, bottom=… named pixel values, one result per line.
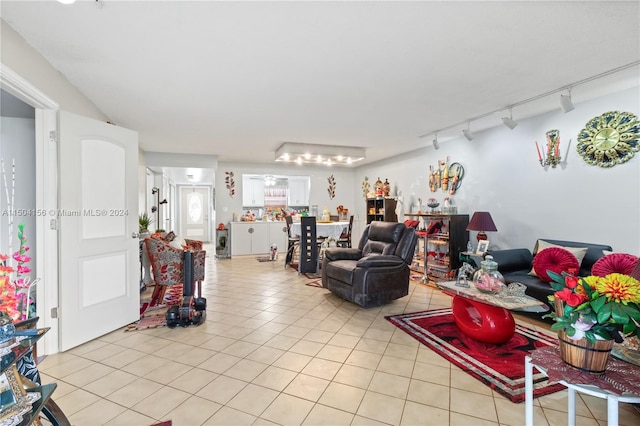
left=595, top=273, right=640, bottom=304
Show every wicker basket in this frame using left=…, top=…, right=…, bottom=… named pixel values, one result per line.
left=555, top=298, right=613, bottom=374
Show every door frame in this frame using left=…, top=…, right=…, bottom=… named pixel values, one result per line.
left=1, top=63, right=60, bottom=354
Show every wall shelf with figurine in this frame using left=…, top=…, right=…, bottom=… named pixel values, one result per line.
left=366, top=198, right=397, bottom=224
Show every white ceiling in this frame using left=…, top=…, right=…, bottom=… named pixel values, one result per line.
left=2, top=1, right=639, bottom=168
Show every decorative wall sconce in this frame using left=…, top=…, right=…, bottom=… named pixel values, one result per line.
left=535, top=129, right=564, bottom=168
left=151, top=187, right=167, bottom=230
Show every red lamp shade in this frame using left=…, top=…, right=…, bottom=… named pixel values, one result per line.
left=466, top=212, right=497, bottom=241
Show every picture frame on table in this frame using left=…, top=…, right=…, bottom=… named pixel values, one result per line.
left=476, top=240, right=490, bottom=255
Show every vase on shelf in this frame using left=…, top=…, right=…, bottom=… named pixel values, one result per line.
left=383, top=179, right=391, bottom=196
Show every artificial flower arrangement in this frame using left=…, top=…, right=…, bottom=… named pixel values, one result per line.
left=544, top=269, right=640, bottom=344
left=0, top=222, right=38, bottom=321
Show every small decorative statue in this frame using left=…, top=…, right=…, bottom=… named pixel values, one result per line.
left=456, top=262, right=475, bottom=288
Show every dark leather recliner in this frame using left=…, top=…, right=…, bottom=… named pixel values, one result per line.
left=321, top=221, right=418, bottom=308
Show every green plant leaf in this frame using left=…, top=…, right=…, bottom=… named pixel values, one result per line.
left=591, top=295, right=606, bottom=312
left=611, top=304, right=629, bottom=324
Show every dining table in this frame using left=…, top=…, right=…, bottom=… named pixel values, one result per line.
left=290, top=220, right=349, bottom=241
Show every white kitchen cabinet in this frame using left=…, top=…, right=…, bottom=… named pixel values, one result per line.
left=287, top=176, right=310, bottom=206
left=230, top=222, right=269, bottom=255
left=242, top=176, right=265, bottom=207
left=268, top=221, right=288, bottom=255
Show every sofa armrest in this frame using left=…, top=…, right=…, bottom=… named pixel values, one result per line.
left=185, top=239, right=203, bottom=250
left=325, top=248, right=362, bottom=262
left=487, top=248, right=533, bottom=273
left=356, top=255, right=404, bottom=268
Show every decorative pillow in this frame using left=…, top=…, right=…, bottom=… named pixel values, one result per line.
left=533, top=247, right=580, bottom=283
left=164, top=231, right=176, bottom=242
left=169, top=235, right=187, bottom=250
left=591, top=253, right=639, bottom=277
left=528, top=240, right=588, bottom=277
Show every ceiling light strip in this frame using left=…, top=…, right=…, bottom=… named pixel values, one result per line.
left=418, top=60, right=640, bottom=139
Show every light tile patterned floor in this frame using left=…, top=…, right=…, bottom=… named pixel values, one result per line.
left=38, top=249, right=640, bottom=425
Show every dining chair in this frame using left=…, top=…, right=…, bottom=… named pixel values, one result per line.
left=337, top=215, right=354, bottom=248
left=284, top=215, right=300, bottom=268
left=298, top=216, right=319, bottom=274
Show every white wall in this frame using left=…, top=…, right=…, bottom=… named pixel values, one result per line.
left=0, top=117, right=36, bottom=269
left=355, top=86, right=640, bottom=254
left=1, top=23, right=108, bottom=121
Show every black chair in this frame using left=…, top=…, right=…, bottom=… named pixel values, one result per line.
left=298, top=216, right=318, bottom=274
left=322, top=221, right=418, bottom=308
left=284, top=215, right=299, bottom=268
left=337, top=215, right=354, bottom=248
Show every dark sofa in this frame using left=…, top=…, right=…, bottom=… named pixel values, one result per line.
left=487, top=239, right=612, bottom=311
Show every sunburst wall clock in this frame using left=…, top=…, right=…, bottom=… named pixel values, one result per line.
left=576, top=111, right=639, bottom=168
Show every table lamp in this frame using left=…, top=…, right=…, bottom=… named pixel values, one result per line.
left=466, top=211, right=497, bottom=241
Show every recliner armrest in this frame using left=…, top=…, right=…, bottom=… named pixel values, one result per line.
left=356, top=255, right=404, bottom=268
left=325, top=248, right=362, bottom=261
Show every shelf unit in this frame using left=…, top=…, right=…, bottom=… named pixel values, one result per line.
left=366, top=198, right=398, bottom=223
left=405, top=213, right=469, bottom=284
left=215, top=228, right=230, bottom=259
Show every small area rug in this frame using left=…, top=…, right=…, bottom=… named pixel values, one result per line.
left=385, top=308, right=564, bottom=403
left=305, top=280, right=323, bottom=288
left=125, top=305, right=168, bottom=331
left=129, top=285, right=184, bottom=331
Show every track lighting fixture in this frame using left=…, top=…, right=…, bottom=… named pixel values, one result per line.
left=560, top=89, right=575, bottom=113
left=432, top=133, right=440, bottom=150
left=463, top=122, right=474, bottom=141
left=502, top=109, right=518, bottom=130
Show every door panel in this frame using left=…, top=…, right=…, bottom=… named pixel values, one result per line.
left=59, top=111, right=138, bottom=351
left=180, top=186, right=210, bottom=241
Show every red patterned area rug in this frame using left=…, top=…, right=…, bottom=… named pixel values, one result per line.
left=385, top=308, right=564, bottom=403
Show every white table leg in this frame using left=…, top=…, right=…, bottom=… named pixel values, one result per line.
left=607, top=394, right=619, bottom=426
left=567, top=386, right=576, bottom=426
left=525, top=356, right=534, bottom=426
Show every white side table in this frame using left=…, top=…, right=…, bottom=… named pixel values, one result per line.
left=525, top=352, right=640, bottom=426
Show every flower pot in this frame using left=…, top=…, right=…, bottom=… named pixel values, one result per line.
left=558, top=330, right=613, bottom=375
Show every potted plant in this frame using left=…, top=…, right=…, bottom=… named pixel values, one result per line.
left=544, top=269, right=640, bottom=373
left=138, top=212, right=153, bottom=235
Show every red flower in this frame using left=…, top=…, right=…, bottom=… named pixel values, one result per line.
left=554, top=288, right=586, bottom=307
left=565, top=275, right=579, bottom=289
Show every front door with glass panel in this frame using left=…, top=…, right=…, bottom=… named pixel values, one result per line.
left=180, top=186, right=210, bottom=242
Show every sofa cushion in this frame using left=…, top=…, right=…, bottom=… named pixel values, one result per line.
left=529, top=240, right=587, bottom=277
left=591, top=253, right=639, bottom=277
left=325, top=259, right=356, bottom=285
left=533, top=247, right=580, bottom=283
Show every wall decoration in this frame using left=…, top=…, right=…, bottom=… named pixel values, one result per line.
left=430, top=157, right=464, bottom=194
left=327, top=175, right=336, bottom=199
left=576, top=111, right=639, bottom=168
left=362, top=176, right=370, bottom=199
left=225, top=171, right=235, bottom=197
left=535, top=129, right=563, bottom=168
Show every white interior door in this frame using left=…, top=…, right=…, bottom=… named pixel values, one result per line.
left=180, top=186, right=210, bottom=241
left=58, top=111, right=138, bottom=351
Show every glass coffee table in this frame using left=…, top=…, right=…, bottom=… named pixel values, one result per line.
left=437, top=280, right=548, bottom=344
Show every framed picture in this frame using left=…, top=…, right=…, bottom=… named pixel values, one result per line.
left=0, top=366, right=31, bottom=422
left=476, top=240, right=490, bottom=254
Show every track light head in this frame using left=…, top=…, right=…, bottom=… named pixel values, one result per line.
left=432, top=137, right=440, bottom=150
left=463, top=128, right=474, bottom=141
left=502, top=116, right=518, bottom=130
left=560, top=93, right=575, bottom=113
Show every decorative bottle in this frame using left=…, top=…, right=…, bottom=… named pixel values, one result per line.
left=473, top=255, right=505, bottom=294
left=375, top=177, right=383, bottom=197
left=383, top=179, right=391, bottom=196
